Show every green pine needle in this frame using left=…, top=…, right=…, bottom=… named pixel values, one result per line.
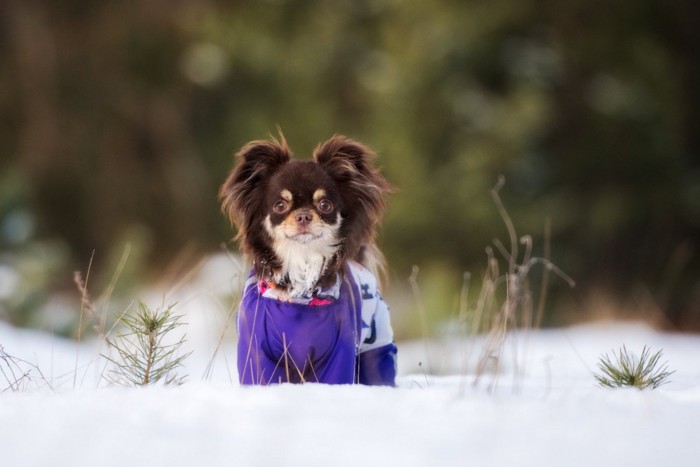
left=103, top=301, right=191, bottom=386
left=594, top=345, right=674, bottom=390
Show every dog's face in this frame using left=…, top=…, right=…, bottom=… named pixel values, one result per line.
left=264, top=161, right=342, bottom=248
left=220, top=134, right=391, bottom=292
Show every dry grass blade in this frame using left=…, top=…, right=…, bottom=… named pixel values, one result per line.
left=455, top=177, right=575, bottom=393
left=1, top=345, right=53, bottom=393
left=409, top=265, right=434, bottom=374
left=202, top=247, right=245, bottom=383
left=74, top=269, right=105, bottom=339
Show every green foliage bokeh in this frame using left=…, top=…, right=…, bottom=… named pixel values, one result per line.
left=1, top=0, right=698, bottom=332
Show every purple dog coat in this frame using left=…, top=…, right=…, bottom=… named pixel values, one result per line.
left=237, top=262, right=397, bottom=386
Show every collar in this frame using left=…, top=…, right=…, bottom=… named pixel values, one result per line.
left=257, top=273, right=342, bottom=306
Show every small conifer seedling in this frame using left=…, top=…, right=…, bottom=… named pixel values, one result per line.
left=594, top=345, right=674, bottom=390
left=104, top=302, right=191, bottom=386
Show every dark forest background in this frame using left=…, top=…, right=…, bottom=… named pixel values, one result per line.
left=1, top=0, right=699, bottom=337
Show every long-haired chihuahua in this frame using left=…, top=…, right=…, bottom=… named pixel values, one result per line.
left=220, top=134, right=397, bottom=385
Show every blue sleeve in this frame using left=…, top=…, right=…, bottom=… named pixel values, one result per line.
left=358, top=342, right=397, bottom=386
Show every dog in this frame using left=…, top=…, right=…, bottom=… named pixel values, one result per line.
left=220, top=134, right=397, bottom=385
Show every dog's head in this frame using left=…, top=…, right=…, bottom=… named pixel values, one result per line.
left=220, top=134, right=391, bottom=292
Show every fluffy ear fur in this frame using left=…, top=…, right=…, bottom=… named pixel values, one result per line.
left=313, top=135, right=393, bottom=271
left=219, top=135, right=291, bottom=258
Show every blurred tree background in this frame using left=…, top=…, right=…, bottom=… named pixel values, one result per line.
left=1, top=0, right=698, bottom=336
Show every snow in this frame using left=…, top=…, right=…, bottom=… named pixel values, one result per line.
left=2, top=320, right=700, bottom=467
left=2, top=256, right=700, bottom=467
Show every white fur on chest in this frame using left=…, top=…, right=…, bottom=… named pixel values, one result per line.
left=264, top=214, right=342, bottom=298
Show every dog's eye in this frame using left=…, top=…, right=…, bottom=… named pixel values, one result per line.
left=273, top=200, right=290, bottom=214
left=317, top=199, right=333, bottom=214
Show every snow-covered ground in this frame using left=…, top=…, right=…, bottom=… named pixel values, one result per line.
left=1, top=255, right=699, bottom=467
left=2, top=319, right=700, bottom=467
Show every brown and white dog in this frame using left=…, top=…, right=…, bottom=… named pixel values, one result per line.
left=220, top=134, right=397, bottom=385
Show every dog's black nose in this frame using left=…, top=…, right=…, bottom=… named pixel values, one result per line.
left=295, top=210, right=313, bottom=225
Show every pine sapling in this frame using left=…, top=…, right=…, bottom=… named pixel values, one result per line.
left=594, top=345, right=674, bottom=390
left=104, top=302, right=191, bottom=386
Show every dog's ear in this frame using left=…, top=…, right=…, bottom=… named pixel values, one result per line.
left=313, top=135, right=393, bottom=243
left=220, top=136, right=291, bottom=236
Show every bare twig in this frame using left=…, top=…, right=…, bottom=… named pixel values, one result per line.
left=1, top=345, right=53, bottom=393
